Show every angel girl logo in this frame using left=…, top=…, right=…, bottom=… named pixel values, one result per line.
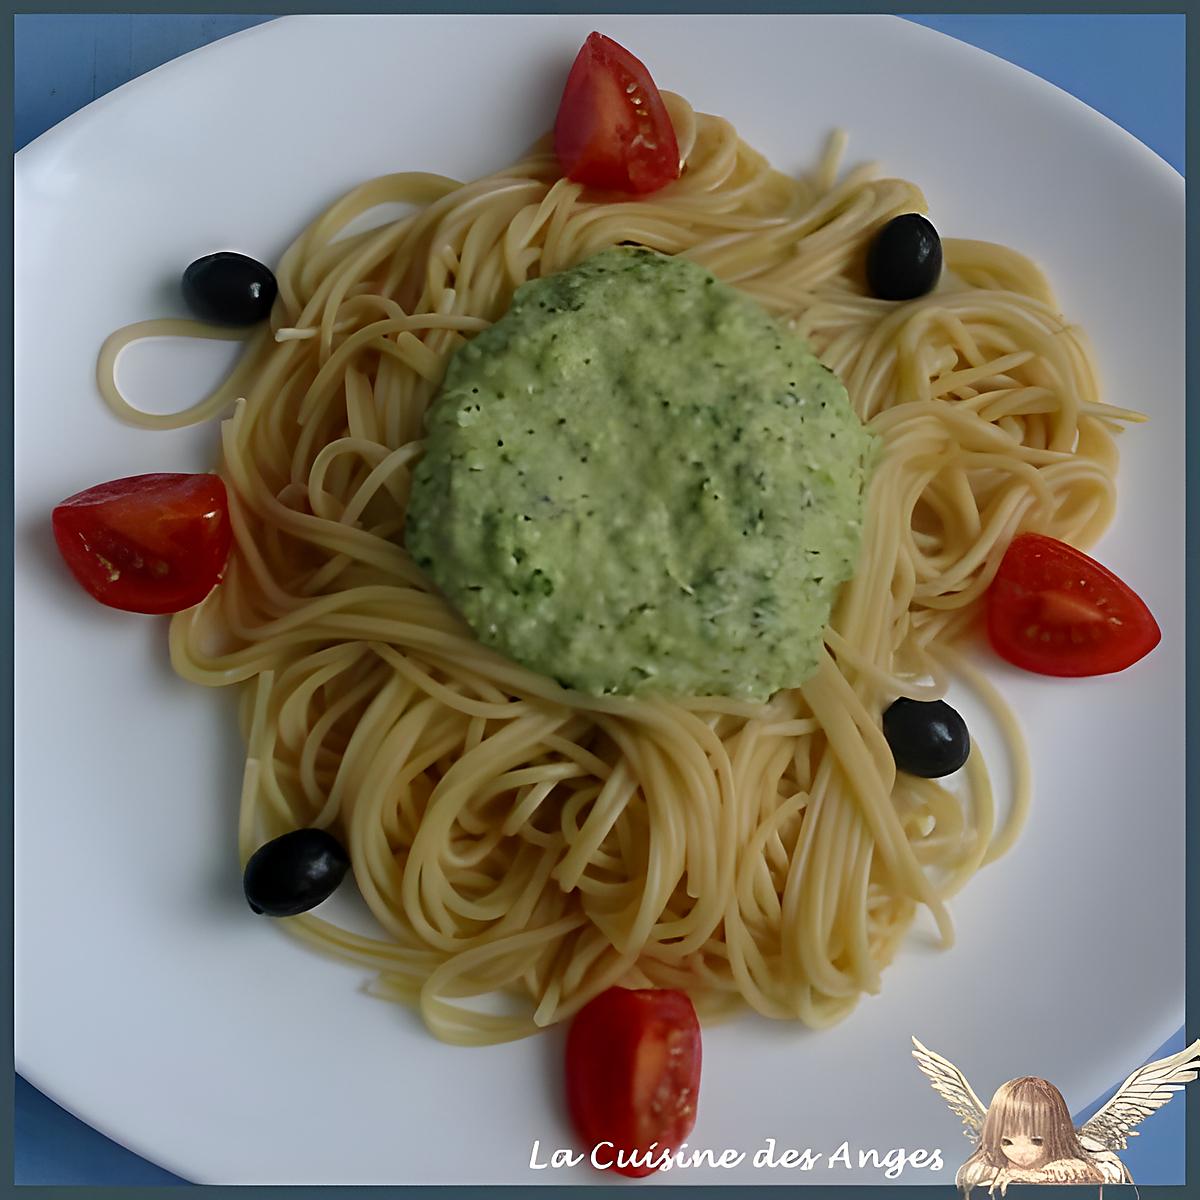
left=912, top=1036, right=1200, bottom=1196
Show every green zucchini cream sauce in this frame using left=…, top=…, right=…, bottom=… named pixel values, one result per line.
left=405, top=247, right=875, bottom=701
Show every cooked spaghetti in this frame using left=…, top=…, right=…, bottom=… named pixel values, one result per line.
left=97, top=92, right=1132, bottom=1044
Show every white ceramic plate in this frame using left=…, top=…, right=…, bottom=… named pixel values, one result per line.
left=15, top=14, right=1184, bottom=1186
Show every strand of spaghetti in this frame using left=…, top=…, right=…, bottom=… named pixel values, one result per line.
left=97, top=320, right=270, bottom=429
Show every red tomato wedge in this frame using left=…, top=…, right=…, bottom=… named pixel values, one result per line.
left=986, top=532, right=1160, bottom=677
left=565, top=986, right=701, bottom=1177
left=554, top=33, right=681, bottom=195
left=52, top=473, right=232, bottom=615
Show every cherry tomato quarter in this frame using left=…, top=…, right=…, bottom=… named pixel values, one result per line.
left=52, top=473, right=232, bottom=615
left=565, top=986, right=701, bottom=1177
left=554, top=33, right=681, bottom=195
left=986, top=532, right=1160, bottom=677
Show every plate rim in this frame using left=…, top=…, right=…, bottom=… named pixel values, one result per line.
left=14, top=13, right=1185, bottom=197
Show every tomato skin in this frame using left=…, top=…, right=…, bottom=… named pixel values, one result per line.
left=554, top=33, right=681, bottom=195
left=565, top=986, right=701, bottom=1177
left=52, top=473, right=232, bottom=615
left=986, top=532, right=1160, bottom=677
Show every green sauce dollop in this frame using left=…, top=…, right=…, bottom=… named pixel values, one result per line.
left=405, top=247, right=874, bottom=700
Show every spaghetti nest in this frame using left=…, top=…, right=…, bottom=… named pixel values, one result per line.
left=99, top=94, right=1131, bottom=1044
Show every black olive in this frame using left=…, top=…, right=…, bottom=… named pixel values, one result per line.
left=182, top=252, right=278, bottom=325
left=243, top=828, right=350, bottom=917
left=866, top=214, right=942, bottom=301
left=882, top=697, right=970, bottom=779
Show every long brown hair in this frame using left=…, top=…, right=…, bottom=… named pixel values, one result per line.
left=961, top=1076, right=1103, bottom=1175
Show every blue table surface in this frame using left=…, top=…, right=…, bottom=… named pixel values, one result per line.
left=13, top=12, right=1186, bottom=1188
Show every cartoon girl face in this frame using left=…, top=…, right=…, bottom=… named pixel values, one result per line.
left=998, top=1131, right=1046, bottom=1169
left=976, top=1076, right=1082, bottom=1170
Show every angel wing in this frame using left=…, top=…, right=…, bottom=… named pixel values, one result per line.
left=911, top=1036, right=988, bottom=1140
left=1077, top=1039, right=1200, bottom=1152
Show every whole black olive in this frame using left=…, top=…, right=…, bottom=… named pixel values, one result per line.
left=243, top=828, right=350, bottom=917
left=866, top=214, right=942, bottom=301
left=882, top=697, right=970, bottom=779
left=182, top=252, right=278, bottom=325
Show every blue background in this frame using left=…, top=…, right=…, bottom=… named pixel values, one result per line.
left=12, top=11, right=1186, bottom=1187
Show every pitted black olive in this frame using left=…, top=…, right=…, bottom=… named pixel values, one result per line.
left=182, top=252, right=277, bottom=325
left=866, top=214, right=942, bottom=301
left=883, top=697, right=970, bottom=778
left=243, top=828, right=350, bottom=917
